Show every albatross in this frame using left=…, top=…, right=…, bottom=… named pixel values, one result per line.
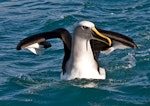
left=16, top=21, right=137, bottom=80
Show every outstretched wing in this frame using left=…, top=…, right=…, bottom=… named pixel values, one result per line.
left=17, top=28, right=71, bottom=53
left=91, top=28, right=138, bottom=60
left=16, top=28, right=72, bottom=74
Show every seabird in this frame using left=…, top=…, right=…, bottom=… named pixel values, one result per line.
left=16, top=21, right=137, bottom=80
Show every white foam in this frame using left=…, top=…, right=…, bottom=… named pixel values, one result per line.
left=121, top=53, right=136, bottom=69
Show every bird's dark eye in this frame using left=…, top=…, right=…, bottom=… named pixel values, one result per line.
left=82, top=26, right=89, bottom=30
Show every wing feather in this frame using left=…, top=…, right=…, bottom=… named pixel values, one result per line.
left=91, top=28, right=138, bottom=60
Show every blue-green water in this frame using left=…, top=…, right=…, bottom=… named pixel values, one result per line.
left=0, top=0, right=150, bottom=106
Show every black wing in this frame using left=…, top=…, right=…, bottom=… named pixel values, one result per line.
left=91, top=28, right=138, bottom=60
left=16, top=28, right=72, bottom=74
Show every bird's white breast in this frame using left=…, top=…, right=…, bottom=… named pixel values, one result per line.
left=61, top=39, right=106, bottom=80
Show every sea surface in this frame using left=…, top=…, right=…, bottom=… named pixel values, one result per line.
left=0, top=0, right=150, bottom=106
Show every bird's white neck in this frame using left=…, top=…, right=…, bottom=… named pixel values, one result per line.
left=70, top=36, right=94, bottom=63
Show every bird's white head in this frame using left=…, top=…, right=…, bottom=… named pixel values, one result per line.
left=73, top=21, right=95, bottom=40
left=74, top=20, right=112, bottom=46
left=78, top=21, right=95, bottom=29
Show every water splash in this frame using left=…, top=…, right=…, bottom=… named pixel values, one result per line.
left=121, top=53, right=136, bottom=69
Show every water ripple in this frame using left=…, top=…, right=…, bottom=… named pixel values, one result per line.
left=0, top=0, right=150, bottom=105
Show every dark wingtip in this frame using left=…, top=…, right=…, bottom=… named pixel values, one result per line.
left=130, top=40, right=138, bottom=49
left=124, top=41, right=138, bottom=49
left=16, top=41, right=23, bottom=50
left=16, top=45, right=21, bottom=50
left=133, top=43, right=138, bottom=49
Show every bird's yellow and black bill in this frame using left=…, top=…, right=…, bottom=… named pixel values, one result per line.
left=91, top=27, right=112, bottom=46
